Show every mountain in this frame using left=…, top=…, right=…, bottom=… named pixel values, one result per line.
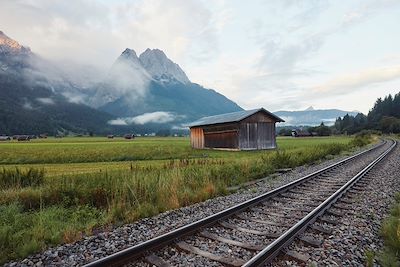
left=139, top=48, right=190, bottom=84
left=275, top=108, right=359, bottom=126
left=0, top=31, right=114, bottom=135
left=0, top=31, right=242, bottom=134
left=92, top=48, right=242, bottom=126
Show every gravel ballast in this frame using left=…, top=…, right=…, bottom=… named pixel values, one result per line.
left=270, top=140, right=400, bottom=266
left=5, top=141, right=396, bottom=267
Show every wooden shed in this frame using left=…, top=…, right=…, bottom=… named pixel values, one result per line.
left=188, top=108, right=284, bottom=150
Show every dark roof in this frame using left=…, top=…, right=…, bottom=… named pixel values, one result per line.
left=187, top=108, right=284, bottom=128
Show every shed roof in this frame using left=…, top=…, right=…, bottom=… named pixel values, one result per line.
left=187, top=108, right=284, bottom=128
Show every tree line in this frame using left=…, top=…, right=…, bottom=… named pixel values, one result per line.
left=335, top=92, right=400, bottom=134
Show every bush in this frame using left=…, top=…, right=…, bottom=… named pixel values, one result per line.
left=350, top=134, right=372, bottom=147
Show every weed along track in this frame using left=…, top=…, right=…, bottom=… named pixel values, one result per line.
left=81, top=139, right=396, bottom=267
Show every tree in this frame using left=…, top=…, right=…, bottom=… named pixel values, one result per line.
left=379, top=116, right=400, bottom=133
left=278, top=128, right=292, bottom=136
left=309, top=122, right=331, bottom=136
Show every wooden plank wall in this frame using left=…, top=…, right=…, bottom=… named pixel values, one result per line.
left=239, top=122, right=276, bottom=150
left=190, top=127, right=204, bottom=149
left=204, top=131, right=239, bottom=149
left=256, top=122, right=275, bottom=149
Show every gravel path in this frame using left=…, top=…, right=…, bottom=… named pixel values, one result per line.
left=5, top=142, right=389, bottom=267
left=270, top=140, right=400, bottom=266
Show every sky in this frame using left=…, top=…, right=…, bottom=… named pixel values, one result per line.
left=1, top=0, right=400, bottom=113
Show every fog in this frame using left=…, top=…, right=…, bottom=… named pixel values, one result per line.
left=108, top=111, right=178, bottom=125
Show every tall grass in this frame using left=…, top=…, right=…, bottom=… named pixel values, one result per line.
left=379, top=193, right=400, bottom=266
left=0, top=168, right=44, bottom=189
left=0, top=203, right=104, bottom=264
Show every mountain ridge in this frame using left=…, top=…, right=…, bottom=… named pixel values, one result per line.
left=275, top=108, right=360, bottom=126
left=0, top=30, right=243, bottom=134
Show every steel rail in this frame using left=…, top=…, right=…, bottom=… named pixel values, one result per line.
left=83, top=141, right=387, bottom=267
left=243, top=139, right=397, bottom=267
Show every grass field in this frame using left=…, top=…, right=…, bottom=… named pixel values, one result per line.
left=1, top=136, right=354, bottom=175
left=0, top=135, right=371, bottom=264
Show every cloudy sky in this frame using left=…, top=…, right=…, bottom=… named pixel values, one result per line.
left=1, top=0, right=400, bottom=113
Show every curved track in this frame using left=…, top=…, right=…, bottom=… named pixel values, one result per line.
left=84, top=139, right=396, bottom=267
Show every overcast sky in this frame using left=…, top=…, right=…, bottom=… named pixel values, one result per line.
left=1, top=0, right=400, bottom=113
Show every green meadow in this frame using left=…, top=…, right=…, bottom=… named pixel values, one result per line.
left=0, top=135, right=371, bottom=264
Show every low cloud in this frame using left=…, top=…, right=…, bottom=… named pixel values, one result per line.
left=108, top=118, right=128, bottom=126
left=62, top=92, right=86, bottom=104
left=36, top=97, right=55, bottom=105
left=108, top=111, right=181, bottom=125
left=22, top=99, right=34, bottom=110
left=171, top=125, right=189, bottom=130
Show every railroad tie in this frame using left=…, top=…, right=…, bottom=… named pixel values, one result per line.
left=199, top=231, right=264, bottom=251
left=272, top=206, right=312, bottom=213
left=352, top=186, right=365, bottom=190
left=175, top=241, right=245, bottom=267
left=338, top=198, right=355, bottom=204
left=284, top=250, right=310, bottom=264
left=145, top=255, right=171, bottom=267
left=333, top=203, right=352, bottom=210
left=348, top=188, right=363, bottom=193
left=355, top=182, right=369, bottom=187
left=309, top=224, right=332, bottom=234
left=318, top=217, right=339, bottom=225
left=280, top=193, right=326, bottom=202
left=250, top=207, right=304, bottom=219
left=235, top=214, right=291, bottom=228
left=326, top=209, right=345, bottom=217
left=219, top=221, right=281, bottom=238
left=298, top=236, right=323, bottom=247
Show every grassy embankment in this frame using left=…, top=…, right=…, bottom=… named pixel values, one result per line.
left=376, top=193, right=400, bottom=266
left=0, top=135, right=372, bottom=264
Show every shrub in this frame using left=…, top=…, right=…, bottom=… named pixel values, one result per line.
left=350, top=134, right=372, bottom=147
left=270, top=151, right=295, bottom=168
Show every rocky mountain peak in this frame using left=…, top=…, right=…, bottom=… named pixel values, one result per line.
left=117, top=48, right=142, bottom=65
left=0, top=31, right=30, bottom=54
left=139, top=48, right=190, bottom=84
left=121, top=48, right=138, bottom=58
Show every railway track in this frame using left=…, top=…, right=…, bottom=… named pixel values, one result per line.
left=84, top=139, right=396, bottom=267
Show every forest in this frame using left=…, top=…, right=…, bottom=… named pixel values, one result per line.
left=334, top=92, right=400, bottom=134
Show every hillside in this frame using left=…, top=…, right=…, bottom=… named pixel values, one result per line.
left=275, top=107, right=359, bottom=126
left=0, top=31, right=114, bottom=135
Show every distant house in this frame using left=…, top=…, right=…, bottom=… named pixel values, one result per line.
left=291, top=128, right=313, bottom=137
left=124, top=134, right=135, bottom=140
left=0, top=136, right=11, bottom=141
left=187, top=108, right=284, bottom=150
left=17, top=135, right=30, bottom=141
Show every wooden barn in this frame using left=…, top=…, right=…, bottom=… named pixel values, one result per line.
left=188, top=108, right=284, bottom=150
